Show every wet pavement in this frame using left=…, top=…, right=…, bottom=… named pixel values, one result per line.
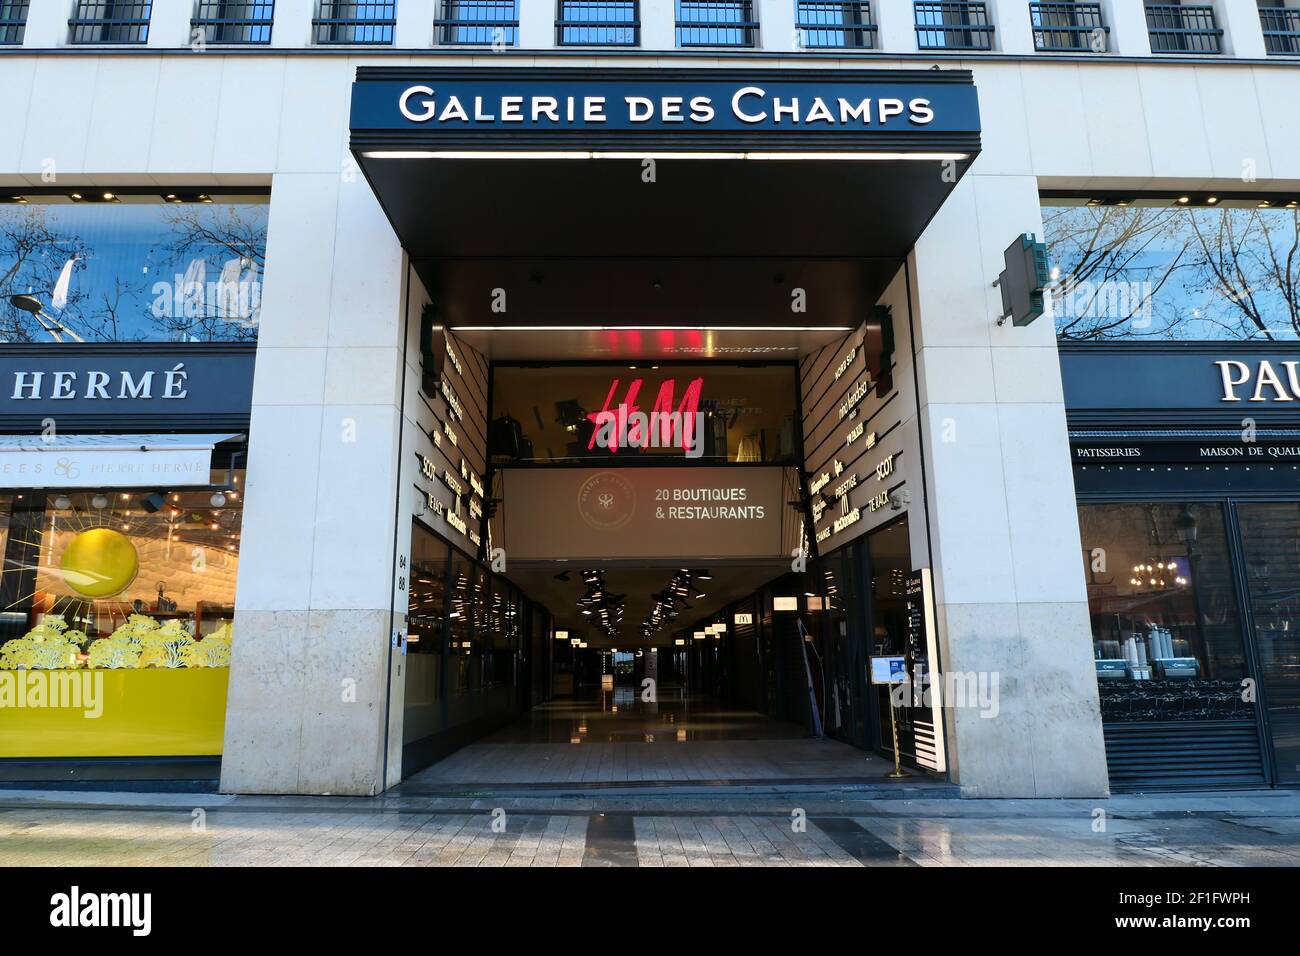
left=0, top=789, right=1297, bottom=866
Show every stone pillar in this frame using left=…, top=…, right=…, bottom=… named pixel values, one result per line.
left=219, top=172, right=409, bottom=796
left=759, top=0, right=796, bottom=50
left=877, top=0, right=918, bottom=53
left=147, top=0, right=194, bottom=47
left=1217, top=0, right=1267, bottom=57
left=270, top=0, right=318, bottom=48
left=990, top=0, right=1034, bottom=53
left=397, top=0, right=439, bottom=47
left=1105, top=0, right=1152, bottom=55
left=641, top=0, right=678, bottom=49
left=22, top=0, right=70, bottom=46
left=910, top=172, right=1109, bottom=798
left=519, top=0, right=556, bottom=48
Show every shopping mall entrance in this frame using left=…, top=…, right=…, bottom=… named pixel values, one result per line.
left=352, top=65, right=978, bottom=794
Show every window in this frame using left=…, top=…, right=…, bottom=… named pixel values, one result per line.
left=1029, top=1, right=1107, bottom=52
left=0, top=467, right=245, bottom=759
left=675, top=0, right=757, bottom=47
left=1236, top=503, right=1300, bottom=785
left=312, top=0, right=394, bottom=44
left=1044, top=198, right=1300, bottom=341
left=436, top=0, right=518, bottom=45
left=0, top=1, right=29, bottom=45
left=914, top=1, right=994, bottom=50
left=1145, top=1, right=1222, bottom=53
left=1259, top=0, right=1300, bottom=55
left=556, top=0, right=639, bottom=46
left=69, top=2, right=152, bottom=44
left=795, top=0, right=877, bottom=49
left=192, top=1, right=275, bottom=44
left=0, top=196, right=268, bottom=344
left=1078, top=503, right=1251, bottom=724
left=489, top=363, right=800, bottom=465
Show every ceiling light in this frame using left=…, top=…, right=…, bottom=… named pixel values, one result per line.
left=1176, top=196, right=1190, bottom=204
left=210, top=491, right=227, bottom=507
left=1206, top=196, right=1219, bottom=204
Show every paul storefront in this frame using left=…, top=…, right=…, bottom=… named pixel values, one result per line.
left=0, top=193, right=264, bottom=781
left=1048, top=195, right=1300, bottom=789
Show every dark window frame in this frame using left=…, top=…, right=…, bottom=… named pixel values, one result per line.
left=68, top=1, right=153, bottom=45
left=191, top=1, right=275, bottom=45
left=435, top=0, right=520, bottom=46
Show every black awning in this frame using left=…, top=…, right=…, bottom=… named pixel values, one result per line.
left=349, top=67, right=981, bottom=265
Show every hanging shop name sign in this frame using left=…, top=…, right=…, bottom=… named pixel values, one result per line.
left=396, top=85, right=939, bottom=129
left=1216, top=360, right=1300, bottom=403
left=0, top=348, right=256, bottom=421
left=352, top=71, right=981, bottom=137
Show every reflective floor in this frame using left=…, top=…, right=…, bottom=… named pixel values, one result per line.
left=402, top=686, right=929, bottom=789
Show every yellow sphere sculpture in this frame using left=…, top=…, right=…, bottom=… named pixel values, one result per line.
left=59, top=528, right=140, bottom=599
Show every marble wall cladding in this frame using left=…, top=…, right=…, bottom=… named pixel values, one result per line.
left=221, top=608, right=396, bottom=795
left=912, top=171, right=1108, bottom=798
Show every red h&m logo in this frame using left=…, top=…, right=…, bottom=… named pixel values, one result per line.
left=587, top=377, right=705, bottom=458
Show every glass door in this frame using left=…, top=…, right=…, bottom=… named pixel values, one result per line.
left=1236, top=503, right=1300, bottom=785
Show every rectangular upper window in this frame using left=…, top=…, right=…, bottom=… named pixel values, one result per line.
left=1044, top=196, right=1300, bottom=342
left=312, top=0, right=394, bottom=44
left=556, top=0, right=639, bottom=46
left=0, top=194, right=268, bottom=344
left=1145, top=2, right=1222, bottom=53
left=914, top=1, right=994, bottom=50
left=435, top=0, right=519, bottom=45
left=675, top=0, right=757, bottom=47
left=0, top=1, right=29, bottom=45
left=192, top=1, right=275, bottom=45
left=1029, top=1, right=1108, bottom=52
left=69, top=1, right=152, bottom=44
left=1259, top=0, right=1300, bottom=55
left=795, top=0, right=877, bottom=49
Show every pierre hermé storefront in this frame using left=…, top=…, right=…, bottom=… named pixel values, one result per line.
left=1047, top=192, right=1300, bottom=789
left=0, top=192, right=264, bottom=781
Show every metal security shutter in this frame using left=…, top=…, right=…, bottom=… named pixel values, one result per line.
left=1104, top=721, right=1267, bottom=790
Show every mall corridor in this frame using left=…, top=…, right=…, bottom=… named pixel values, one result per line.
left=400, top=687, right=928, bottom=792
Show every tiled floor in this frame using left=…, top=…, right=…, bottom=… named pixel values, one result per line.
left=2, top=792, right=1298, bottom=866
left=402, top=688, right=935, bottom=789
left=4, top=689, right=1298, bottom=866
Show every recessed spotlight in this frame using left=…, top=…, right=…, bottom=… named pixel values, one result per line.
left=1176, top=196, right=1190, bottom=204
left=1206, top=196, right=1219, bottom=204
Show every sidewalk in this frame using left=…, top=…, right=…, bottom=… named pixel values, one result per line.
left=1, top=787, right=1296, bottom=867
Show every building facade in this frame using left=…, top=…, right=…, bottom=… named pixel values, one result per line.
left=0, top=0, right=1297, bottom=798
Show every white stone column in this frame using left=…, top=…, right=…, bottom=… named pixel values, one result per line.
left=990, top=0, right=1034, bottom=53
left=759, top=0, right=796, bottom=51
left=220, top=172, right=409, bottom=796
left=22, top=0, right=71, bottom=46
left=1104, top=0, right=1151, bottom=55
left=519, top=0, right=556, bottom=48
left=877, top=0, right=918, bottom=53
left=147, top=0, right=196, bottom=47
left=271, top=0, right=318, bottom=47
left=397, top=0, right=438, bottom=47
left=641, top=0, right=678, bottom=49
left=910, top=172, right=1109, bottom=798
left=1217, top=0, right=1267, bottom=57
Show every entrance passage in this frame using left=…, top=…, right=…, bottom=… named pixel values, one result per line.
left=402, top=688, right=906, bottom=790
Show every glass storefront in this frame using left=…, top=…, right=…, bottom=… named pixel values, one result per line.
left=1079, top=497, right=1300, bottom=787
left=0, top=464, right=245, bottom=758
left=401, top=519, right=528, bottom=776
left=1043, top=197, right=1300, bottom=342
left=0, top=195, right=268, bottom=343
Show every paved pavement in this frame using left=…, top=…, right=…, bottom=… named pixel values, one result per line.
left=1, top=788, right=1297, bottom=867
